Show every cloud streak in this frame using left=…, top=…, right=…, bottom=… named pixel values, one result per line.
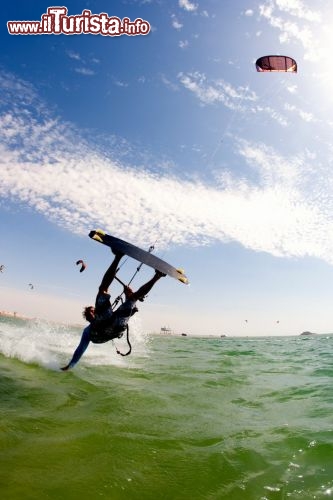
left=179, top=0, right=198, bottom=12
left=177, top=71, right=293, bottom=126
left=178, top=71, right=257, bottom=109
left=2, top=70, right=333, bottom=265
left=258, top=0, right=322, bottom=61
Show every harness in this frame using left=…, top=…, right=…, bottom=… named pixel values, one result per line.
left=107, top=255, right=152, bottom=357
left=110, top=295, right=137, bottom=356
left=89, top=295, right=137, bottom=356
left=114, top=324, right=132, bottom=357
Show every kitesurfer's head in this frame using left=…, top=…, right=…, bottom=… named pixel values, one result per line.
left=83, top=306, right=95, bottom=322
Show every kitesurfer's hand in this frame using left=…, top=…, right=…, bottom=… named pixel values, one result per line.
left=124, top=285, right=134, bottom=299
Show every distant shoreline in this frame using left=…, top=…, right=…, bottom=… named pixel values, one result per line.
left=0, top=310, right=83, bottom=328
left=149, top=331, right=228, bottom=339
left=1, top=312, right=330, bottom=337
left=0, top=310, right=31, bottom=320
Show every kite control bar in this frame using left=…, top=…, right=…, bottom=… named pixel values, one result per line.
left=114, top=275, right=126, bottom=287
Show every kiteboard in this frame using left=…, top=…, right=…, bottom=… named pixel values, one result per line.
left=89, top=229, right=189, bottom=284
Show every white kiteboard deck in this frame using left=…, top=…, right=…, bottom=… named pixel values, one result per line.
left=89, top=230, right=189, bottom=284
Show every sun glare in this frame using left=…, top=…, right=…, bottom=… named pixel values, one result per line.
left=312, top=15, right=333, bottom=91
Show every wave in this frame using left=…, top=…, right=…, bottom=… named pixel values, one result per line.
left=0, top=315, right=151, bottom=370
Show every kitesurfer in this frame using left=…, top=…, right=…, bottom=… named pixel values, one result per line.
left=61, top=251, right=165, bottom=370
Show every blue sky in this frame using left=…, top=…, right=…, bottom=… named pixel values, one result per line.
left=1, top=0, right=333, bottom=336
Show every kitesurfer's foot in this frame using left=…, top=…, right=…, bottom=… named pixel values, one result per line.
left=155, top=270, right=166, bottom=278
left=111, top=249, right=124, bottom=259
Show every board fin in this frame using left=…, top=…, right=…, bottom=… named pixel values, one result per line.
left=90, top=229, right=106, bottom=243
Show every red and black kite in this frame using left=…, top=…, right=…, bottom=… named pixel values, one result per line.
left=256, top=55, right=297, bottom=73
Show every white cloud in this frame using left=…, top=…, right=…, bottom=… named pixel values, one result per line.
left=177, top=69, right=321, bottom=129
left=179, top=0, right=198, bottom=12
left=284, top=103, right=315, bottom=123
left=67, top=51, right=100, bottom=67
left=178, top=71, right=257, bottom=109
left=274, top=0, right=321, bottom=22
left=160, top=74, right=179, bottom=92
left=258, top=0, right=321, bottom=61
left=253, top=105, right=289, bottom=127
left=75, top=67, right=95, bottom=76
left=177, top=72, right=291, bottom=126
left=2, top=70, right=333, bottom=267
left=298, top=110, right=314, bottom=122
left=111, top=77, right=129, bottom=88
left=66, top=50, right=81, bottom=61
left=244, top=9, right=254, bottom=17
left=171, top=15, right=183, bottom=29
left=286, top=84, right=297, bottom=94
left=179, top=40, right=189, bottom=49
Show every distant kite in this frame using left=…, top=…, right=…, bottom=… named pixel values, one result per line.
left=76, top=260, right=87, bottom=273
left=28, top=283, right=34, bottom=290
left=255, top=55, right=297, bottom=73
left=0, top=265, right=4, bottom=273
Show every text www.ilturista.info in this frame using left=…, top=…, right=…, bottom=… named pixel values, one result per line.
left=7, top=7, right=151, bottom=36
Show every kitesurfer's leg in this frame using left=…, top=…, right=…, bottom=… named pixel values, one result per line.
left=99, top=251, right=124, bottom=293
left=132, top=270, right=166, bottom=301
left=61, top=325, right=92, bottom=371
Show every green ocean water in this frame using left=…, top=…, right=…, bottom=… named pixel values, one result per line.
left=1, top=316, right=333, bottom=499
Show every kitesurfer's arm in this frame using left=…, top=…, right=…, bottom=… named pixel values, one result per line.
left=61, top=324, right=92, bottom=371
left=131, top=270, right=166, bottom=301
left=98, top=252, right=124, bottom=294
